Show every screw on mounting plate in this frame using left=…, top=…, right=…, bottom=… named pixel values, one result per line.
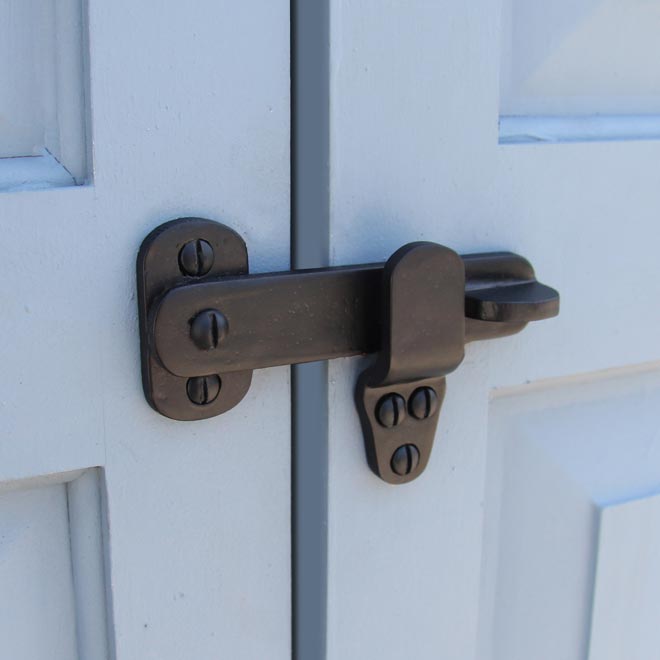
left=186, top=375, right=221, bottom=405
left=190, top=309, right=228, bottom=350
left=179, top=239, right=214, bottom=277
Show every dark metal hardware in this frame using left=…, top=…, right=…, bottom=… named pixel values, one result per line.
left=138, top=218, right=559, bottom=483
left=355, top=242, right=465, bottom=483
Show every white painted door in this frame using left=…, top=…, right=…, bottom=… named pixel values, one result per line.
left=326, top=2, right=660, bottom=659
left=0, top=2, right=290, bottom=659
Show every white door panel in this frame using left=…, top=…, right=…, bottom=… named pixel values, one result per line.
left=0, top=2, right=291, bottom=658
left=481, top=366, right=660, bottom=660
left=501, top=0, right=660, bottom=117
left=327, top=2, right=660, bottom=658
left=0, top=470, right=108, bottom=660
left=589, top=494, right=660, bottom=660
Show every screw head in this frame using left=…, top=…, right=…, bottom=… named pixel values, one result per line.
left=179, top=239, right=214, bottom=277
left=409, top=386, right=439, bottom=420
left=190, top=309, right=228, bottom=350
left=391, top=444, right=421, bottom=476
left=186, top=375, right=221, bottom=405
left=376, top=393, right=406, bottom=428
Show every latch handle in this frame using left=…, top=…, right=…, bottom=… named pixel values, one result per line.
left=463, top=250, right=558, bottom=323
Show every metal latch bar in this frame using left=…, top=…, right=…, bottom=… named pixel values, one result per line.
left=138, top=217, right=559, bottom=483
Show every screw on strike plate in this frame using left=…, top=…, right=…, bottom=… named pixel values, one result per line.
left=391, top=444, right=420, bottom=476
left=190, top=309, right=228, bottom=350
left=179, top=239, right=214, bottom=277
left=187, top=375, right=221, bottom=405
left=409, top=387, right=439, bottom=420
left=376, top=393, right=406, bottom=428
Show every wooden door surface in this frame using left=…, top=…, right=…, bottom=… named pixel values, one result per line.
left=0, top=2, right=291, bottom=659
left=4, top=3, right=658, bottom=659
left=325, top=2, right=660, bottom=659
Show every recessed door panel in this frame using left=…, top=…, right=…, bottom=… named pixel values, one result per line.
left=481, top=367, right=660, bottom=660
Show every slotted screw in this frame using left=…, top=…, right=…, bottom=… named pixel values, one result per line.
left=190, top=309, right=228, bottom=350
left=391, top=444, right=420, bottom=476
left=409, top=386, right=439, bottom=420
left=179, top=239, right=214, bottom=276
left=186, top=375, right=221, bottom=405
left=376, top=393, right=406, bottom=428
